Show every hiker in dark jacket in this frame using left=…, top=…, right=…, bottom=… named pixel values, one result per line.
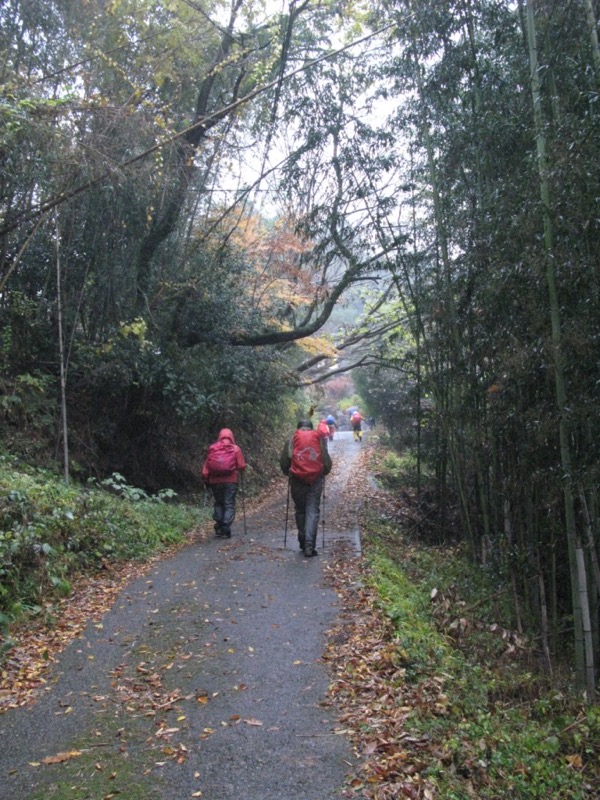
left=202, top=428, right=246, bottom=538
left=280, top=420, right=332, bottom=557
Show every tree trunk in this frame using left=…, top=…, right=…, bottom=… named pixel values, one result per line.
left=582, top=0, right=600, bottom=79
left=576, top=542, right=596, bottom=698
left=537, top=550, right=552, bottom=675
left=525, top=0, right=592, bottom=694
left=578, top=486, right=600, bottom=599
left=134, top=0, right=245, bottom=314
left=55, top=214, right=69, bottom=483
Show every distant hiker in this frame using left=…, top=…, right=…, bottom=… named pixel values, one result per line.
left=280, top=419, right=332, bottom=557
left=202, top=428, right=246, bottom=538
left=317, top=418, right=330, bottom=441
left=325, top=413, right=337, bottom=440
left=350, top=410, right=365, bottom=442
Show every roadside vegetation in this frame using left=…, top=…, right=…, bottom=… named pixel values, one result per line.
left=325, top=445, right=600, bottom=799
left=0, top=452, right=205, bottom=658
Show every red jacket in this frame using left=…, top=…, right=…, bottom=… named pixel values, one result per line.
left=317, top=420, right=330, bottom=439
left=202, top=428, right=246, bottom=485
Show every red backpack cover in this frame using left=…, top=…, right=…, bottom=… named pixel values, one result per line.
left=206, top=441, right=238, bottom=476
left=290, top=429, right=324, bottom=484
left=351, top=412, right=362, bottom=424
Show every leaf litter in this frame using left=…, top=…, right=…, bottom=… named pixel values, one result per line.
left=323, top=547, right=438, bottom=799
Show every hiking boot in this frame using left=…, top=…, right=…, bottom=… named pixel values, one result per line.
left=298, top=537, right=305, bottom=550
left=304, top=543, right=314, bottom=557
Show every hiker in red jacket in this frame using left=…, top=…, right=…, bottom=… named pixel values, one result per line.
left=350, top=410, right=365, bottom=442
left=279, top=420, right=332, bottom=557
left=202, top=428, right=246, bottom=538
left=317, top=418, right=330, bottom=443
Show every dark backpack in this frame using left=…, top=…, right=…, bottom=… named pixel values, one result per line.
left=206, top=440, right=238, bottom=476
left=290, top=429, right=324, bottom=484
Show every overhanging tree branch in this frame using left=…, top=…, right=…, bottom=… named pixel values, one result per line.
left=301, top=353, right=410, bottom=385
left=295, top=316, right=401, bottom=373
left=0, top=21, right=395, bottom=239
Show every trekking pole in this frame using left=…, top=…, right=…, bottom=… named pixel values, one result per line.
left=321, top=475, right=326, bottom=551
left=283, top=478, right=290, bottom=549
left=240, top=471, right=247, bottom=536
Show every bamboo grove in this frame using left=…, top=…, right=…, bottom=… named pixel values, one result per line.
left=1, top=0, right=600, bottom=693
left=356, top=0, right=600, bottom=697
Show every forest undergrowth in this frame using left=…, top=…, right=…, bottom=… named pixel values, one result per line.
left=323, top=445, right=600, bottom=799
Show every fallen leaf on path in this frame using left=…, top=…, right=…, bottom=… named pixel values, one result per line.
left=41, top=750, right=82, bottom=764
left=155, top=727, right=179, bottom=737
left=243, top=718, right=264, bottom=726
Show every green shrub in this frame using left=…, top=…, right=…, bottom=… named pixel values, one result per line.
left=377, top=450, right=432, bottom=488
left=0, top=454, right=204, bottom=620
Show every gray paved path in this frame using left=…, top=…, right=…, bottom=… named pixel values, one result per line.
left=0, top=431, right=365, bottom=800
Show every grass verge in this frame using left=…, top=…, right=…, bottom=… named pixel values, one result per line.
left=0, top=451, right=205, bottom=654
left=350, top=512, right=600, bottom=799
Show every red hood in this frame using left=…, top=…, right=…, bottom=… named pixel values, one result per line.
left=217, top=428, right=236, bottom=444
